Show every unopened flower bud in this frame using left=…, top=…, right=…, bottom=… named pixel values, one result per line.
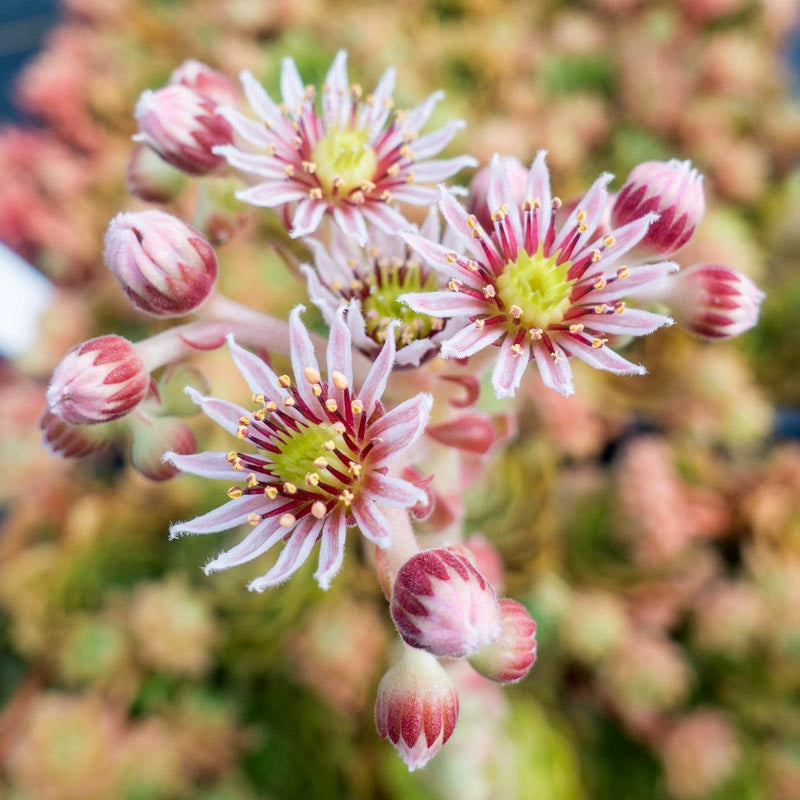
left=391, top=548, right=502, bottom=658
left=131, top=415, right=197, bottom=481
left=375, top=647, right=459, bottom=771
left=467, top=155, right=528, bottom=232
left=39, top=409, right=112, bottom=458
left=169, top=59, right=238, bottom=107
left=468, top=599, right=537, bottom=684
left=134, top=85, right=233, bottom=175
left=47, top=335, right=149, bottom=424
left=666, top=263, right=764, bottom=340
left=125, top=143, right=187, bottom=203
left=611, top=159, right=705, bottom=259
left=104, top=210, right=218, bottom=317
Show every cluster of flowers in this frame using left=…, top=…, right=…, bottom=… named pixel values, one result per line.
left=42, top=52, right=762, bottom=770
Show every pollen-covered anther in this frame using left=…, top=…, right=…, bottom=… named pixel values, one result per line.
left=483, top=285, right=496, bottom=299
left=236, top=426, right=248, bottom=439
left=530, top=328, right=543, bottom=340
left=448, top=279, right=463, bottom=292
left=309, top=187, right=323, bottom=200
left=279, top=513, right=296, bottom=528
left=278, top=375, right=292, bottom=388
left=445, top=251, right=458, bottom=264
left=592, top=337, right=608, bottom=348
left=595, top=304, right=608, bottom=314
left=510, top=343, right=524, bottom=358
left=238, top=415, right=250, bottom=426
left=509, top=305, right=523, bottom=320
left=265, top=401, right=277, bottom=412
left=550, top=350, right=563, bottom=363
left=351, top=400, right=364, bottom=415
left=576, top=209, right=587, bottom=221
left=614, top=302, right=626, bottom=314
left=312, top=385, right=323, bottom=397
left=322, top=440, right=337, bottom=451
left=325, top=398, right=339, bottom=413
left=311, top=501, right=327, bottom=519
left=475, top=318, right=486, bottom=330
left=265, top=486, right=278, bottom=499
left=284, top=164, right=295, bottom=177
left=339, top=489, right=354, bottom=506
left=246, top=473, right=258, bottom=488
left=617, top=266, right=630, bottom=279
left=569, top=323, right=585, bottom=334
left=350, top=190, right=365, bottom=205
left=283, top=482, right=298, bottom=495
left=603, top=235, right=616, bottom=247
left=331, top=371, right=349, bottom=390
left=248, top=513, right=262, bottom=525
left=349, top=463, right=362, bottom=478
left=301, top=160, right=317, bottom=173
left=226, top=451, right=238, bottom=463
left=252, top=394, right=265, bottom=404
left=313, top=456, right=329, bottom=469
left=254, top=409, right=267, bottom=421
left=593, top=277, right=607, bottom=291
left=284, top=397, right=296, bottom=407
left=305, top=472, right=320, bottom=486
left=227, top=487, right=243, bottom=499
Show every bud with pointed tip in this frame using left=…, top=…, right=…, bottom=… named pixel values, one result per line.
left=39, top=408, right=112, bottom=457
left=125, top=143, right=187, bottom=203
left=468, top=599, right=537, bottom=684
left=391, top=548, right=502, bottom=658
left=134, top=85, right=233, bottom=175
left=467, top=155, right=528, bottom=232
left=47, top=335, right=149, bottom=424
left=665, top=263, right=764, bottom=340
left=104, top=210, right=218, bottom=317
left=169, top=60, right=237, bottom=107
left=375, top=647, right=459, bottom=772
left=131, top=415, right=197, bottom=481
left=611, top=159, right=705, bottom=259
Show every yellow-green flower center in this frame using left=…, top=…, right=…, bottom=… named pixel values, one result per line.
left=269, top=421, right=353, bottom=495
left=495, top=247, right=575, bottom=330
left=362, top=262, right=440, bottom=345
left=312, top=128, right=377, bottom=197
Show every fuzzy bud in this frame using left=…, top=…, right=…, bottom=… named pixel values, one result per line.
left=611, top=159, right=705, bottom=259
left=47, top=335, right=149, bottom=424
left=125, top=143, right=187, bottom=203
left=169, top=60, right=237, bottom=107
left=468, top=598, right=537, bottom=684
left=131, top=415, right=197, bottom=481
left=391, top=548, right=502, bottom=658
left=666, top=263, right=764, bottom=340
left=375, top=647, right=459, bottom=771
left=467, top=156, right=528, bottom=232
left=104, top=210, right=218, bottom=317
left=39, top=409, right=112, bottom=457
left=134, top=85, right=233, bottom=175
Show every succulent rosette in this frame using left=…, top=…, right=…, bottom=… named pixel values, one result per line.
left=400, top=152, right=679, bottom=398
left=166, top=305, right=432, bottom=591
left=213, top=50, right=476, bottom=244
left=302, top=208, right=464, bottom=367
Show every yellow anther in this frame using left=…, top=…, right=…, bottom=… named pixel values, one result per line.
left=323, top=440, right=336, bottom=451
left=309, top=187, right=323, bottom=200
left=304, top=366, right=321, bottom=385
left=350, top=190, right=366, bottom=205
left=238, top=415, right=250, bottom=426
left=312, top=384, right=323, bottom=397
left=380, top=190, right=393, bottom=203
left=617, top=266, right=630, bottom=279
left=510, top=343, right=524, bottom=358
left=552, top=197, right=563, bottom=209
left=252, top=394, right=265, bottom=404
left=311, top=501, right=327, bottom=519
left=466, top=214, right=478, bottom=228
left=614, top=302, right=626, bottom=314
left=301, top=160, right=317, bottom=173
left=284, top=396, right=295, bottom=407
left=603, top=235, right=616, bottom=247
left=226, top=451, right=238, bottom=463
left=351, top=400, right=363, bottom=415
left=576, top=209, right=587, bottom=221
left=569, top=323, right=585, bottom=334
left=314, top=456, right=329, bottom=469
left=248, top=513, right=261, bottom=526
left=325, top=398, right=339, bottom=413
left=445, top=251, right=458, bottom=264
left=236, top=426, right=248, bottom=439
left=265, top=400, right=277, bottom=412
left=592, top=337, right=608, bottom=348
left=305, top=472, right=320, bottom=486
left=551, top=350, right=563, bottom=363
left=279, top=513, right=296, bottom=528
left=246, top=473, right=258, bottom=488
left=284, top=164, right=295, bottom=177
left=578, top=223, right=588, bottom=233
left=332, top=371, right=349, bottom=390
left=283, top=482, right=298, bottom=495
left=530, top=328, right=543, bottom=340
left=278, top=375, right=291, bottom=388
left=593, top=277, right=607, bottom=291
left=591, top=250, right=602, bottom=262
left=448, top=278, right=462, bottom=292
left=483, top=285, right=496, bottom=299
left=227, top=487, right=243, bottom=499
left=349, top=463, right=362, bottom=478
left=386, top=164, right=400, bottom=177
left=339, top=489, right=354, bottom=506
left=594, top=304, right=608, bottom=314
left=361, top=180, right=376, bottom=194
left=475, top=318, right=486, bottom=329
left=405, top=172, right=416, bottom=184
left=265, top=486, right=278, bottom=500
left=254, top=408, right=267, bottom=421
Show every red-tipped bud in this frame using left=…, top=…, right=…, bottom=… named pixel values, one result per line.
left=134, top=85, right=233, bottom=175
left=39, top=409, right=112, bottom=458
left=467, top=156, right=528, bottom=232
left=169, top=60, right=237, bottom=107
left=426, top=412, right=496, bottom=454
left=104, top=210, right=218, bottom=317
left=125, top=143, right=187, bottom=203
left=667, top=263, right=764, bottom=340
left=611, top=159, right=705, bottom=259
left=47, top=335, right=149, bottom=424
left=131, top=415, right=197, bottom=481
left=468, top=599, right=537, bottom=684
left=391, top=548, right=502, bottom=658
left=375, top=647, right=459, bottom=772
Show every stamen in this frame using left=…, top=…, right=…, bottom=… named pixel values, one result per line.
left=265, top=486, right=279, bottom=499
left=332, top=371, right=349, bottom=390
left=311, top=501, right=327, bottom=519
left=304, top=366, right=322, bottom=384
left=278, top=375, right=292, bottom=388
left=248, top=513, right=261, bottom=525
left=279, top=513, right=296, bottom=528
left=283, top=482, right=298, bottom=495
left=227, top=487, right=243, bottom=499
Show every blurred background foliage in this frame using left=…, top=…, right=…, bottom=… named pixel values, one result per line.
left=2, top=0, right=800, bottom=798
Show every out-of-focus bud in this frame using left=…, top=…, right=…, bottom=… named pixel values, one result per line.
left=134, top=85, right=233, bottom=175
left=391, top=548, right=502, bottom=658
left=39, top=408, right=112, bottom=457
left=47, top=335, right=149, bottom=424
left=467, top=155, right=528, bottom=232
left=125, top=143, right=187, bottom=203
left=468, top=599, right=537, bottom=684
left=426, top=412, right=497, bottom=455
left=611, top=159, right=705, bottom=259
left=375, top=647, right=459, bottom=772
left=104, top=210, right=218, bottom=317
left=192, top=176, right=252, bottom=245
left=130, top=415, right=197, bottom=481
left=169, top=60, right=238, bottom=107
left=464, top=534, right=505, bottom=593
left=665, top=263, right=764, bottom=340
left=559, top=590, right=630, bottom=665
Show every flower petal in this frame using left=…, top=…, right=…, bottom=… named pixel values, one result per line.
left=169, top=494, right=267, bottom=538
left=327, top=303, right=354, bottom=407
left=164, top=450, right=237, bottom=480
left=323, top=50, right=351, bottom=129
left=332, top=205, right=368, bottom=246
left=584, top=213, right=659, bottom=274
left=554, top=171, right=612, bottom=255
left=300, top=265, right=337, bottom=324
left=249, top=515, right=323, bottom=591
left=491, top=334, right=531, bottom=399
left=438, top=185, right=500, bottom=263
left=290, top=198, right=327, bottom=238
left=531, top=338, right=574, bottom=396
left=404, top=90, right=444, bottom=132
left=400, top=232, right=483, bottom=289
left=212, top=144, right=285, bottom=179
left=559, top=335, right=646, bottom=375
left=525, top=150, right=552, bottom=238
left=411, top=156, right=477, bottom=183
left=488, top=153, right=522, bottom=243
left=351, top=496, right=392, bottom=548
left=573, top=309, right=673, bottom=336
left=362, top=66, right=397, bottom=136
left=358, top=324, right=397, bottom=417
left=236, top=182, right=308, bottom=208
left=280, top=57, right=305, bottom=109
left=314, top=508, right=347, bottom=590
left=364, top=473, right=427, bottom=508
left=240, top=70, right=295, bottom=141
left=413, top=120, right=467, bottom=160
left=289, top=305, right=321, bottom=408
left=360, top=202, right=415, bottom=233
left=400, top=290, right=489, bottom=318
left=439, top=322, right=504, bottom=359
left=227, top=335, right=286, bottom=408
left=185, top=386, right=249, bottom=436
left=204, top=514, right=285, bottom=573
left=367, top=393, right=433, bottom=463
left=586, top=261, right=679, bottom=303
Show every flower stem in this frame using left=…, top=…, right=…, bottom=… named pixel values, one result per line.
left=378, top=506, right=421, bottom=589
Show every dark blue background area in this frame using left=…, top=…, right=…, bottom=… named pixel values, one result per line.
left=0, top=0, right=59, bottom=122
